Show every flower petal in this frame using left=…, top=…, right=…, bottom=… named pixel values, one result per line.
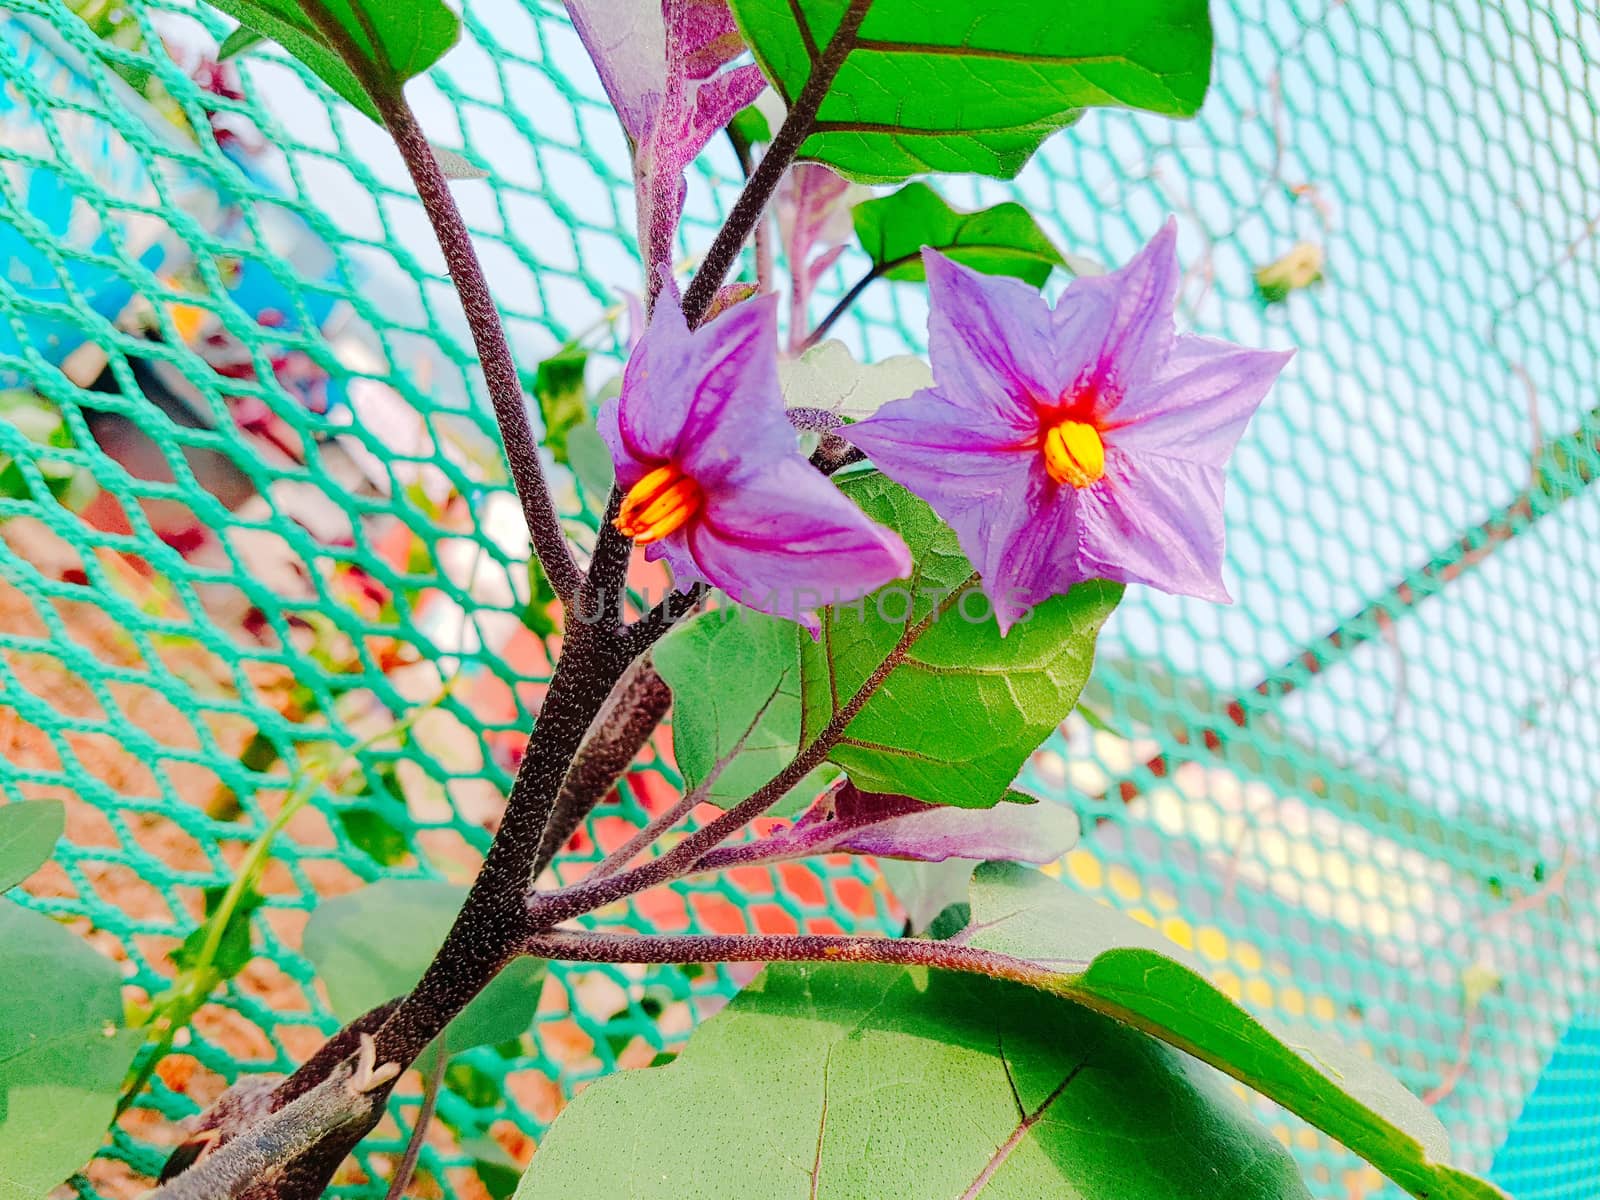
left=1059, top=216, right=1182, bottom=394
left=848, top=392, right=1076, bottom=633
left=603, top=292, right=791, bottom=489
left=844, top=387, right=1030, bottom=489
left=686, top=457, right=911, bottom=630
left=1105, top=336, right=1293, bottom=468
left=1074, top=449, right=1231, bottom=602
left=676, top=293, right=794, bottom=486
left=965, top=465, right=1088, bottom=633
left=923, top=250, right=1060, bottom=429
left=600, top=295, right=697, bottom=483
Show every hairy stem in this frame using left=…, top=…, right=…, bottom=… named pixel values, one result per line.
left=519, top=929, right=1073, bottom=992
left=679, top=0, right=874, bottom=327
left=149, top=1064, right=377, bottom=1200
left=527, top=582, right=971, bottom=927
left=533, top=657, right=675, bottom=879
left=368, top=621, right=632, bottom=1067
left=372, top=93, right=583, bottom=602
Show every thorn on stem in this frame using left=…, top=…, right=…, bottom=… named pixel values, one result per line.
left=351, top=1033, right=401, bottom=1095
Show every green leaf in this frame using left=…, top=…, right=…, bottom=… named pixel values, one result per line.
left=0, top=900, right=143, bottom=1200
left=516, top=959, right=1308, bottom=1200
left=335, top=805, right=412, bottom=866
left=216, top=25, right=266, bottom=59
left=0, top=800, right=63, bottom=893
left=728, top=103, right=772, bottom=146
left=960, top=864, right=1503, bottom=1200
left=532, top=344, right=589, bottom=465
left=303, top=880, right=546, bottom=1054
left=565, top=422, right=616, bottom=513
left=520, top=558, right=560, bottom=640
left=202, top=0, right=460, bottom=122
left=727, top=0, right=1213, bottom=182
left=778, top=340, right=930, bottom=422
left=800, top=472, right=1121, bottom=807
left=652, top=609, right=834, bottom=816
left=170, top=884, right=267, bottom=981
left=853, top=182, right=1064, bottom=286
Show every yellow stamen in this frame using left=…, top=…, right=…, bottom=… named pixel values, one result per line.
left=615, top=463, right=703, bottom=544
left=1041, top=419, right=1105, bottom=488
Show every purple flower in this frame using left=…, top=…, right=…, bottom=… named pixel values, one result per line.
left=846, top=219, right=1291, bottom=631
left=599, top=291, right=911, bottom=629
left=563, top=0, right=766, bottom=294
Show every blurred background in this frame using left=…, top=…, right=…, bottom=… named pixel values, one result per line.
left=1, top=1, right=1597, bottom=1196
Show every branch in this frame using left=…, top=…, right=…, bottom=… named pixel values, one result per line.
left=383, top=1047, right=445, bottom=1200
left=679, top=0, right=874, bottom=327
left=370, top=93, right=583, bottom=603
left=587, top=675, right=785, bottom=881
left=519, top=929, right=1074, bottom=992
left=527, top=580, right=972, bottom=927
left=148, top=1056, right=379, bottom=1200
left=622, top=582, right=709, bottom=657
left=532, top=657, right=675, bottom=879
left=797, top=264, right=884, bottom=352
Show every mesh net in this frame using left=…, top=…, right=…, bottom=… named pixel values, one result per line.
left=0, top=1, right=1596, bottom=1196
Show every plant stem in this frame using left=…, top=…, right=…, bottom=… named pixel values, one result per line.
left=519, top=929, right=1073, bottom=992
left=532, top=657, right=674, bottom=879
left=679, top=0, right=874, bottom=328
left=373, top=93, right=583, bottom=603
left=528, top=582, right=972, bottom=927
left=148, top=1061, right=378, bottom=1200
left=587, top=676, right=784, bottom=881
left=383, top=1047, right=446, bottom=1200
left=367, top=620, right=633, bottom=1067
left=797, top=265, right=883, bottom=351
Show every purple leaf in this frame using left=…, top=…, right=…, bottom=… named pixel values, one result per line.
left=776, top=164, right=862, bottom=351
left=562, top=0, right=666, bottom=141
left=698, top=781, right=1079, bottom=871
left=564, top=0, right=767, bottom=294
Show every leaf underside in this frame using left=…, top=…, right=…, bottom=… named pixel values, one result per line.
left=800, top=471, right=1122, bottom=808
left=206, top=0, right=459, bottom=121
left=515, top=961, right=1308, bottom=1199
left=728, top=0, right=1214, bottom=181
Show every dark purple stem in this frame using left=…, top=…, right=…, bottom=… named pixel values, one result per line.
left=373, top=95, right=583, bottom=602
left=679, top=0, right=874, bottom=328
left=532, top=659, right=675, bottom=879
left=519, top=929, right=1070, bottom=992
left=526, top=581, right=972, bottom=928
left=797, top=264, right=884, bottom=352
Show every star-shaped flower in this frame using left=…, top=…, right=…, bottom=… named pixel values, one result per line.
left=599, top=291, right=911, bottom=629
left=845, top=219, right=1291, bottom=632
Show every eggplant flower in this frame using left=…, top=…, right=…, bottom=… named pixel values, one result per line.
left=599, top=292, right=911, bottom=629
left=846, top=219, right=1291, bottom=631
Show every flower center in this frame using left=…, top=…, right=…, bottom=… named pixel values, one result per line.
left=1040, top=419, right=1105, bottom=488
left=615, top=462, right=704, bottom=544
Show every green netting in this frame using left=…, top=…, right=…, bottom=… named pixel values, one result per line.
left=0, top=1, right=1597, bottom=1197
